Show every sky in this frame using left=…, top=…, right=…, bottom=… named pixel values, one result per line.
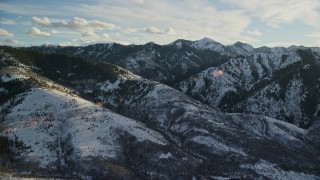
left=1, top=0, right=320, bottom=47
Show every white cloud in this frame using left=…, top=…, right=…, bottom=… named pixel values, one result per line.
left=4, top=39, right=21, bottom=45
left=82, top=31, right=96, bottom=37
left=237, top=36, right=261, bottom=45
left=246, top=29, right=262, bottom=37
left=114, top=40, right=131, bottom=45
left=221, top=0, right=320, bottom=28
left=31, top=16, right=117, bottom=32
left=78, top=31, right=110, bottom=43
left=122, top=28, right=139, bottom=34
left=112, top=32, right=121, bottom=36
left=305, top=33, right=320, bottom=39
left=31, top=17, right=51, bottom=26
left=145, top=26, right=176, bottom=35
left=0, top=18, right=15, bottom=25
left=102, top=33, right=110, bottom=39
left=58, top=42, right=73, bottom=46
left=164, top=27, right=176, bottom=35
left=0, top=28, right=14, bottom=37
left=0, top=2, right=66, bottom=16
left=2, top=0, right=320, bottom=47
left=26, top=27, right=52, bottom=37
left=133, top=0, right=144, bottom=4
left=50, top=29, right=59, bottom=34
left=79, top=31, right=99, bottom=43
left=72, top=1, right=252, bottom=44
left=145, top=26, right=161, bottom=34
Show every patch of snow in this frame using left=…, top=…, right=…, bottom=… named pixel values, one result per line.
left=186, top=51, right=194, bottom=56
left=191, top=79, right=205, bottom=93
left=244, top=83, right=284, bottom=118
left=191, top=38, right=225, bottom=52
left=210, top=176, right=230, bottom=180
left=179, top=83, right=188, bottom=93
left=1, top=74, right=29, bottom=82
left=191, top=135, right=247, bottom=156
left=175, top=42, right=182, bottom=48
left=159, top=152, right=173, bottom=159
left=284, top=78, right=306, bottom=125
left=303, top=64, right=311, bottom=70
left=0, top=87, right=8, bottom=94
left=67, top=73, right=75, bottom=77
left=241, top=160, right=319, bottom=180
left=145, top=83, right=170, bottom=100
left=84, top=90, right=93, bottom=94
left=279, top=52, right=301, bottom=69
left=315, top=104, right=320, bottom=116
left=99, top=79, right=121, bottom=92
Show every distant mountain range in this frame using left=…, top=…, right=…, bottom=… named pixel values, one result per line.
left=27, top=37, right=317, bottom=85
left=25, top=38, right=320, bottom=128
left=1, top=39, right=320, bottom=179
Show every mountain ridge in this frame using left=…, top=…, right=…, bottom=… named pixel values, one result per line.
left=19, top=39, right=320, bottom=128
left=25, top=37, right=320, bottom=84
left=1, top=47, right=320, bottom=179
left=175, top=48, right=320, bottom=128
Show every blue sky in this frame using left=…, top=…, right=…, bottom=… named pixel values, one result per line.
left=1, top=0, right=320, bottom=47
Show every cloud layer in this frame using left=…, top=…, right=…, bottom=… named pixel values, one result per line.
left=0, top=18, right=16, bottom=25
left=26, top=27, right=52, bottom=37
left=31, top=17, right=116, bottom=32
left=1, top=0, right=320, bottom=46
left=221, top=0, right=320, bottom=28
left=5, top=39, right=21, bottom=45
left=70, top=0, right=254, bottom=44
left=145, top=26, right=176, bottom=35
left=0, top=28, right=14, bottom=37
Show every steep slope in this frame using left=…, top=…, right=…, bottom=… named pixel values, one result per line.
left=2, top=88, right=198, bottom=177
left=1, top=47, right=320, bottom=179
left=0, top=48, right=201, bottom=179
left=89, top=66, right=320, bottom=179
left=176, top=49, right=320, bottom=128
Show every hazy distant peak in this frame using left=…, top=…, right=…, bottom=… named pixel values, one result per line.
left=232, top=41, right=254, bottom=51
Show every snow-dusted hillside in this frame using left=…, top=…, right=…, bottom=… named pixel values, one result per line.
left=91, top=72, right=320, bottom=178
left=176, top=49, right=320, bottom=128
left=1, top=47, right=320, bottom=179
left=1, top=87, right=203, bottom=178
left=0, top=51, right=199, bottom=178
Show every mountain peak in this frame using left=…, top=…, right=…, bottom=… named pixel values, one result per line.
left=191, top=37, right=224, bottom=51
left=146, top=41, right=157, bottom=45
left=232, top=41, right=254, bottom=52
left=195, top=37, right=220, bottom=44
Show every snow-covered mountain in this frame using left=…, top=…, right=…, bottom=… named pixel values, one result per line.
left=1, top=46, right=320, bottom=179
left=175, top=49, right=320, bottom=128
left=26, top=38, right=319, bottom=86
left=27, top=40, right=230, bottom=85
left=24, top=39, right=320, bottom=127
